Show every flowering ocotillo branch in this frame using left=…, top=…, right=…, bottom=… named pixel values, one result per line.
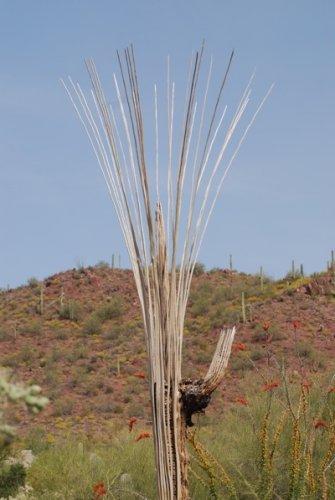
left=62, top=44, right=272, bottom=499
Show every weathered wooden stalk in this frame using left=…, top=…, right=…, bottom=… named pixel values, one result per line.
left=64, top=43, right=268, bottom=499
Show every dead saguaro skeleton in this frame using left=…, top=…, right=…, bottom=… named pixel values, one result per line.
left=63, top=45, right=271, bottom=499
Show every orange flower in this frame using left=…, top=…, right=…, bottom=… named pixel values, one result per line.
left=93, top=482, right=107, bottom=497
left=301, top=380, right=312, bottom=392
left=292, top=320, right=301, bottom=330
left=235, top=396, right=248, bottom=406
left=262, top=380, right=280, bottom=392
left=134, top=371, right=146, bottom=379
left=327, top=387, right=335, bottom=394
left=233, top=342, right=247, bottom=352
left=128, top=416, right=137, bottom=432
left=262, top=322, right=271, bottom=332
left=314, top=419, right=328, bottom=430
left=135, top=431, right=151, bottom=442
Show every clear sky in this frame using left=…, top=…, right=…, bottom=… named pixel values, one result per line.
left=0, top=1, right=334, bottom=288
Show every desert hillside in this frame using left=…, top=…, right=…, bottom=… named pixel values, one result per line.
left=1, top=264, right=334, bottom=439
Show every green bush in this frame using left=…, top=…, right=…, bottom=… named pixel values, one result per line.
left=22, top=320, right=42, bottom=336
left=250, top=348, right=266, bottom=361
left=0, top=328, right=10, bottom=342
left=52, top=398, right=74, bottom=417
left=59, top=300, right=82, bottom=322
left=193, top=262, right=206, bottom=276
left=28, top=434, right=155, bottom=499
left=95, top=260, right=110, bottom=269
left=296, top=341, right=314, bottom=358
left=27, top=277, right=39, bottom=288
left=82, top=315, right=102, bottom=336
left=96, top=298, right=124, bottom=321
left=0, top=463, right=26, bottom=498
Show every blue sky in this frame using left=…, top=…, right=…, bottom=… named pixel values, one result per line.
left=0, top=1, right=334, bottom=287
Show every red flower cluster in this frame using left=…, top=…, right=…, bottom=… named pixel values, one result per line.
left=262, top=380, right=280, bottom=392
left=128, top=416, right=137, bottom=432
left=327, top=387, right=335, bottom=394
left=292, top=320, right=301, bottom=330
left=301, top=380, right=312, bottom=392
left=134, top=371, right=146, bottom=379
left=314, top=419, right=328, bottom=430
left=233, top=342, right=247, bottom=352
left=135, top=431, right=151, bottom=442
left=235, top=396, right=248, bottom=406
left=262, top=322, right=271, bottom=332
left=93, top=482, right=107, bottom=498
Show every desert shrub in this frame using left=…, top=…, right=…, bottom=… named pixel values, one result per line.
left=95, top=260, right=110, bottom=269
left=252, top=329, right=267, bottom=342
left=59, top=300, right=82, bottom=322
left=185, top=316, right=212, bottom=336
left=24, top=427, right=49, bottom=454
left=27, top=277, right=39, bottom=288
left=250, top=348, right=266, bottom=361
left=195, top=350, right=212, bottom=364
left=46, top=348, right=63, bottom=364
left=271, top=326, right=287, bottom=341
left=0, top=463, right=26, bottom=498
left=53, top=328, right=68, bottom=340
left=295, top=344, right=326, bottom=370
left=193, top=262, right=206, bottom=276
left=191, top=298, right=210, bottom=317
left=82, top=381, right=99, bottom=397
left=28, top=434, right=156, bottom=499
left=22, top=320, right=42, bottom=336
left=251, top=323, right=285, bottom=343
left=52, top=398, right=74, bottom=417
left=209, top=305, right=239, bottom=328
left=0, top=370, right=48, bottom=496
left=127, top=403, right=146, bottom=418
left=187, top=371, right=335, bottom=499
left=296, top=341, right=314, bottom=358
left=82, top=315, right=102, bottom=336
left=1, top=355, right=16, bottom=368
left=65, top=345, right=88, bottom=363
left=98, top=401, right=117, bottom=413
left=0, top=328, right=10, bottom=342
left=230, top=355, right=252, bottom=372
left=189, top=282, right=213, bottom=317
left=114, top=405, right=123, bottom=415
left=17, top=346, right=36, bottom=364
left=96, top=297, right=124, bottom=321
left=208, top=267, right=222, bottom=274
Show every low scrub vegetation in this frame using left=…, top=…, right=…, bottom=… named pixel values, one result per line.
left=22, top=369, right=335, bottom=499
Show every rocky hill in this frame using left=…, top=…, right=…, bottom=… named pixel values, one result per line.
left=0, top=264, right=334, bottom=440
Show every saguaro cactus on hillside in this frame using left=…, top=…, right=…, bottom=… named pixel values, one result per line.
left=63, top=45, right=271, bottom=499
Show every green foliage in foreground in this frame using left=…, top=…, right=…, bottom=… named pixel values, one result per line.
left=0, top=369, right=48, bottom=498
left=26, top=372, right=335, bottom=499
left=28, top=432, right=156, bottom=499
left=0, top=462, right=26, bottom=498
left=0, top=369, right=49, bottom=451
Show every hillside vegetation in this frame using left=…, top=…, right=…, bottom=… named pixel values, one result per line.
left=0, top=265, right=334, bottom=436
left=0, top=265, right=334, bottom=498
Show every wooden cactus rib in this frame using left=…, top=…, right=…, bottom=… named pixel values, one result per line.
left=63, top=44, right=270, bottom=499
left=203, top=327, right=236, bottom=392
